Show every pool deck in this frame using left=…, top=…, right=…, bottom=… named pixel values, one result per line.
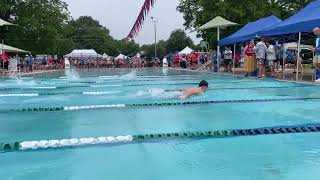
left=171, top=67, right=318, bottom=84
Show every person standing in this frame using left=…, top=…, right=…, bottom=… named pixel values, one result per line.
left=224, top=47, right=233, bottom=72
left=254, top=38, right=267, bottom=78
left=266, top=40, right=277, bottom=77
left=313, top=27, right=320, bottom=82
left=243, top=40, right=256, bottom=77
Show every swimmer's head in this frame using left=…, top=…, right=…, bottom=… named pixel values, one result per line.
left=199, top=80, right=209, bottom=92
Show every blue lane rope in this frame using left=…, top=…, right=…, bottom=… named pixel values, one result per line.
left=1, top=123, right=320, bottom=153
left=2, top=97, right=320, bottom=113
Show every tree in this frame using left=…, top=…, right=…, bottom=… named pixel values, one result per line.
left=177, top=0, right=313, bottom=47
left=141, top=40, right=167, bottom=59
left=1, top=0, right=73, bottom=55
left=166, top=29, right=194, bottom=53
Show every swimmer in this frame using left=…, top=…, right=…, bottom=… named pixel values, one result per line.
left=179, top=80, right=209, bottom=99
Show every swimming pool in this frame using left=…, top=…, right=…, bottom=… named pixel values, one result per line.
left=1, top=68, right=320, bottom=180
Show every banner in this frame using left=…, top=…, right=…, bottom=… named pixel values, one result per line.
left=126, top=0, right=156, bottom=39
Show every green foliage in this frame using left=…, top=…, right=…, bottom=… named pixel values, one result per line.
left=0, top=1, right=139, bottom=56
left=141, top=29, right=195, bottom=59
left=177, top=0, right=314, bottom=47
left=166, top=29, right=194, bottom=53
left=1, top=0, right=72, bottom=55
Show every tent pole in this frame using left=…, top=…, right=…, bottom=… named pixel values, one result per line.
left=233, top=43, right=236, bottom=74
left=282, top=37, right=286, bottom=79
left=2, top=39, right=4, bottom=70
left=296, top=32, right=301, bottom=81
left=217, top=27, right=220, bottom=72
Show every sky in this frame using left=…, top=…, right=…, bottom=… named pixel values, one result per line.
left=63, top=0, right=201, bottom=45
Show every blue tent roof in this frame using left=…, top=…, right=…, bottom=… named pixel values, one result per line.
left=260, top=0, right=320, bottom=37
left=218, top=15, right=282, bottom=46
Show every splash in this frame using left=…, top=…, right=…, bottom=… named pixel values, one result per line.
left=65, top=69, right=80, bottom=80
left=136, top=88, right=182, bottom=99
left=120, top=71, right=137, bottom=80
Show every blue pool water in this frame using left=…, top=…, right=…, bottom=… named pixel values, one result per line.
left=1, top=68, right=320, bottom=180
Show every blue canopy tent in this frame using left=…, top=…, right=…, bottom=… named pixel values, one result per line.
left=260, top=0, right=320, bottom=80
left=218, top=15, right=282, bottom=46
left=260, top=0, right=320, bottom=37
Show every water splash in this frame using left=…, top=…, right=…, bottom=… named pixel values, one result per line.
left=120, top=71, right=136, bottom=80
left=65, top=69, right=80, bottom=80
left=136, top=88, right=182, bottom=99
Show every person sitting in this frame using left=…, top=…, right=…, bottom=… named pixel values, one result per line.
left=179, top=80, right=209, bottom=99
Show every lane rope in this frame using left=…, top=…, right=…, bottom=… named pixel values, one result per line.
left=0, top=85, right=313, bottom=97
left=1, top=124, right=320, bottom=152
left=0, top=81, right=257, bottom=91
left=2, top=97, right=320, bottom=113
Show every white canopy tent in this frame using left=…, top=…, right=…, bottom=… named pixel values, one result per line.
left=0, top=43, right=29, bottom=53
left=179, top=46, right=194, bottom=55
left=102, top=53, right=110, bottom=59
left=115, top=54, right=128, bottom=60
left=0, top=18, right=14, bottom=26
left=65, top=49, right=102, bottom=58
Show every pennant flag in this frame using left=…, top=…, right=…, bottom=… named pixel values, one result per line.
left=126, top=0, right=156, bottom=39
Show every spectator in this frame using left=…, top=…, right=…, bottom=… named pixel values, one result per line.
left=224, top=47, right=233, bottom=72
left=254, top=38, right=267, bottom=78
left=243, top=40, right=256, bottom=77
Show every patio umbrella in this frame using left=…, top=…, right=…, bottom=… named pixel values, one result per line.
left=199, top=16, right=238, bottom=71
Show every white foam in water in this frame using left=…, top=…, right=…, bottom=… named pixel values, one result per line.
left=90, top=85, right=122, bottom=88
left=82, top=91, right=122, bottom=95
left=99, top=75, right=119, bottom=79
left=65, top=69, right=80, bottom=80
left=136, top=88, right=182, bottom=99
left=26, top=87, right=57, bottom=89
left=0, top=93, right=39, bottom=97
left=120, top=71, right=136, bottom=80
left=16, top=79, right=38, bottom=86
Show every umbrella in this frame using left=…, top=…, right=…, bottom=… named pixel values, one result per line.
left=198, top=16, right=238, bottom=71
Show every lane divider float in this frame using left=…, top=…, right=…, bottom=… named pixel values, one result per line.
left=3, top=97, right=320, bottom=113
left=1, top=124, right=320, bottom=153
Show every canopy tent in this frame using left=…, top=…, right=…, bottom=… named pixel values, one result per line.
left=218, top=15, right=282, bottom=46
left=0, top=18, right=14, bottom=26
left=284, top=42, right=314, bottom=50
left=260, top=0, right=320, bottom=37
left=115, top=54, right=128, bottom=60
left=179, top=46, right=194, bottom=55
left=102, top=53, right=110, bottom=59
left=65, top=49, right=102, bottom=58
left=198, top=16, right=238, bottom=72
left=0, top=43, right=29, bottom=53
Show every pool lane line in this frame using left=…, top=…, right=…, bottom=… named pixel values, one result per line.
left=0, top=81, right=260, bottom=91
left=0, top=85, right=312, bottom=97
left=1, top=124, right=320, bottom=153
left=3, top=97, right=320, bottom=113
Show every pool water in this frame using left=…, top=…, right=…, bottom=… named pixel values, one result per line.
left=1, top=68, right=320, bottom=180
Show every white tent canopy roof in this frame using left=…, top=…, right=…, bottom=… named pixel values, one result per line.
left=0, top=43, right=29, bottom=53
left=179, top=46, right=194, bottom=55
left=102, top=53, right=109, bottom=59
left=284, top=42, right=314, bottom=50
left=0, top=18, right=14, bottom=26
left=115, top=54, right=127, bottom=60
left=65, top=49, right=102, bottom=58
